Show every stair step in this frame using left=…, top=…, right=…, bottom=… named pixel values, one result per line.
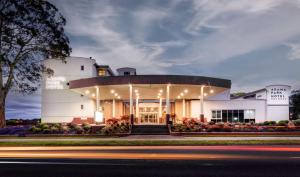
left=131, top=125, right=169, bottom=135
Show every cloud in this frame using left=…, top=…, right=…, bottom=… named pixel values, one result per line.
left=286, top=43, right=300, bottom=60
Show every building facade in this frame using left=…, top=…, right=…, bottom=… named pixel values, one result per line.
left=41, top=57, right=291, bottom=124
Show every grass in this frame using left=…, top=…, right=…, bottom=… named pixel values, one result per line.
left=1, top=140, right=300, bottom=146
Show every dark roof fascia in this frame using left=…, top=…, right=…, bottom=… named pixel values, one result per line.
left=69, top=75, right=231, bottom=89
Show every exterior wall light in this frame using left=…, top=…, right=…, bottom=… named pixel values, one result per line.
left=85, top=90, right=90, bottom=94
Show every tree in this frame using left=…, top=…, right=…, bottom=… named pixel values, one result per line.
left=0, top=0, right=71, bottom=128
left=291, top=90, right=300, bottom=120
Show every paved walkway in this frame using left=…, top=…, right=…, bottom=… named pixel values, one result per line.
left=0, top=135, right=300, bottom=141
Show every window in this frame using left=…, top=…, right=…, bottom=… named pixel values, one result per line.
left=211, top=109, right=255, bottom=123
left=98, top=69, right=106, bottom=76
left=81, top=105, right=84, bottom=110
left=244, top=109, right=255, bottom=123
left=211, top=110, right=222, bottom=122
left=81, top=65, right=84, bottom=71
left=124, top=71, right=130, bottom=75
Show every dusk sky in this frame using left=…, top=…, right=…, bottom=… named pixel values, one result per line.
left=6, top=0, right=300, bottom=119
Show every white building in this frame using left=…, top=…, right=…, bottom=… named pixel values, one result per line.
left=41, top=57, right=291, bottom=124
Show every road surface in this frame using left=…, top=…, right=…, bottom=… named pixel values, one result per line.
left=0, top=145, right=300, bottom=177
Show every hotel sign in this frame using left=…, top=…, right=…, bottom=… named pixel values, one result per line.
left=45, top=76, right=66, bottom=90
left=266, top=85, right=291, bottom=105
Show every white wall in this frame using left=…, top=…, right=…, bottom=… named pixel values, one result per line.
left=190, top=100, right=267, bottom=122
left=267, top=106, right=289, bottom=121
left=42, top=57, right=97, bottom=123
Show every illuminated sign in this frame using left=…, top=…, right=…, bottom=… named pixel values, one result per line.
left=45, top=76, right=66, bottom=90
left=266, top=85, right=291, bottom=105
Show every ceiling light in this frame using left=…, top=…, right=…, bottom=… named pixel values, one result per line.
left=180, top=93, right=184, bottom=96
left=134, top=89, right=138, bottom=93
left=204, top=93, right=208, bottom=96
left=159, top=89, right=163, bottom=93
left=85, top=90, right=90, bottom=94
left=184, top=89, right=188, bottom=93
left=92, top=93, right=95, bottom=97
left=114, top=93, right=118, bottom=96
left=157, top=96, right=160, bottom=99
left=118, top=96, right=121, bottom=99
left=177, top=96, right=181, bottom=99
left=158, top=93, right=161, bottom=96
left=210, top=89, right=214, bottom=93
left=110, top=89, right=115, bottom=94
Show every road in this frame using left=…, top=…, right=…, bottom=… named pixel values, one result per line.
left=0, top=145, right=300, bottom=177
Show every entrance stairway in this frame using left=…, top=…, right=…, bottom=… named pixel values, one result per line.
left=131, top=125, right=170, bottom=135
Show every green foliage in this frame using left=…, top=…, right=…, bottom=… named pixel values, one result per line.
left=292, top=119, right=300, bottom=126
left=277, top=120, right=289, bottom=126
left=291, top=91, right=300, bottom=120
left=263, top=121, right=276, bottom=126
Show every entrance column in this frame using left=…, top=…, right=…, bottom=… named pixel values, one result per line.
left=200, top=85, right=204, bottom=121
left=166, top=84, right=171, bottom=125
left=129, top=84, right=134, bottom=125
left=159, top=97, right=162, bottom=118
left=95, top=86, right=103, bottom=123
left=182, top=98, right=186, bottom=118
left=135, top=96, right=139, bottom=123
left=112, top=98, right=115, bottom=118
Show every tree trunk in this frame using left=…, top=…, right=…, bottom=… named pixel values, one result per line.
left=0, top=97, right=5, bottom=128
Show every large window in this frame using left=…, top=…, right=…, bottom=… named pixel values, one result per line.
left=211, top=109, right=255, bottom=123
left=98, top=69, right=106, bottom=76
left=244, top=109, right=255, bottom=123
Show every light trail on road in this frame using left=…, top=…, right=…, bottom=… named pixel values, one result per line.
left=0, top=145, right=299, bottom=160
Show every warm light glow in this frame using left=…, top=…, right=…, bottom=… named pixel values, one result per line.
left=134, top=89, right=138, bottom=93
left=110, top=89, right=115, bottom=94
left=95, top=111, right=103, bottom=122
left=92, top=93, right=95, bottom=97
left=180, top=93, right=184, bottom=96
left=210, top=89, right=214, bottom=93
left=184, top=89, right=188, bottom=93
left=158, top=93, right=162, bottom=96
left=159, top=89, right=163, bottom=93
left=204, top=93, right=208, bottom=96
left=114, top=93, right=118, bottom=96
left=157, top=96, right=160, bottom=99
left=118, top=96, right=121, bottom=99
left=177, top=96, right=181, bottom=99
left=85, top=90, right=90, bottom=94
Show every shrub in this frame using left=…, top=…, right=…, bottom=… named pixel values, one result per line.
left=82, top=123, right=91, bottom=133
left=263, top=121, right=276, bottom=126
left=293, top=119, right=300, bottom=126
left=50, top=126, right=59, bottom=134
left=277, top=120, right=289, bottom=126
left=29, top=126, right=42, bottom=133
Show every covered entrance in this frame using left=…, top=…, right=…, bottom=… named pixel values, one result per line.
left=69, top=75, right=231, bottom=125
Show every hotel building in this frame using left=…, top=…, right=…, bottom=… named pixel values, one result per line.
left=41, top=57, right=291, bottom=125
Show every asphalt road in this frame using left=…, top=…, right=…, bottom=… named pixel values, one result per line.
left=0, top=145, right=300, bottom=177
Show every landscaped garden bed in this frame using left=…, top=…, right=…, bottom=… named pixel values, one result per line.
left=171, top=118, right=300, bottom=135
left=1, top=117, right=130, bottom=136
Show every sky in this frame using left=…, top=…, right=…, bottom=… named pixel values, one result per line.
left=6, top=0, right=300, bottom=119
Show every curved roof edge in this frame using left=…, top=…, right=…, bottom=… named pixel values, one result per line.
left=69, top=75, right=231, bottom=89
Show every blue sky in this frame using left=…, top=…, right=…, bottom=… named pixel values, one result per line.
left=6, top=0, right=300, bottom=119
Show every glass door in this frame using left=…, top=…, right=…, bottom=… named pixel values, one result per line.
left=139, top=107, right=159, bottom=124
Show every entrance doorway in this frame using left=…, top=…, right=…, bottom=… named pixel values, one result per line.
left=139, top=103, right=160, bottom=124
